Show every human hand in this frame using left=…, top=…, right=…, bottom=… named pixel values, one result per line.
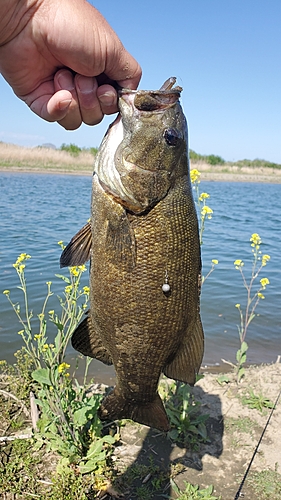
left=0, top=0, right=142, bottom=129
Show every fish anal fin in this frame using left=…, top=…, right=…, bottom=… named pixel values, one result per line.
left=71, top=314, right=112, bottom=365
left=98, top=390, right=170, bottom=432
left=164, top=316, right=204, bottom=385
left=60, top=221, right=92, bottom=268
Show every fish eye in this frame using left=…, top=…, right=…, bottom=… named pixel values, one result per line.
left=163, top=128, right=181, bottom=146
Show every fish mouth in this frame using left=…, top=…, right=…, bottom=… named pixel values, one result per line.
left=119, top=88, right=181, bottom=113
left=118, top=76, right=182, bottom=112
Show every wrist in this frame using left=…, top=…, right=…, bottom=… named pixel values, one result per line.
left=0, top=0, right=39, bottom=46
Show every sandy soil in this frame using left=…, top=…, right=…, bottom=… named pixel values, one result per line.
left=1, top=162, right=281, bottom=183
left=109, top=363, right=281, bottom=499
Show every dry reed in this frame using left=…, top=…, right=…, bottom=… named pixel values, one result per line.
left=0, top=142, right=94, bottom=171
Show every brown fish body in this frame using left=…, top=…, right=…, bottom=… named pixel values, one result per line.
left=61, top=79, right=204, bottom=431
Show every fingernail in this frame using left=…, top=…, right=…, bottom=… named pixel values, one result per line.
left=59, top=98, right=72, bottom=111
left=57, top=71, right=75, bottom=91
left=98, top=92, right=116, bottom=106
left=76, top=75, right=95, bottom=94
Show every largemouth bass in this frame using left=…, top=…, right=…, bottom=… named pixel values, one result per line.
left=60, top=77, right=204, bottom=432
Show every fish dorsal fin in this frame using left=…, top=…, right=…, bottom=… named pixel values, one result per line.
left=60, top=221, right=92, bottom=268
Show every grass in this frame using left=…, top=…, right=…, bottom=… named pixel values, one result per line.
left=225, top=416, right=258, bottom=447
left=0, top=142, right=94, bottom=172
left=1, top=142, right=281, bottom=179
left=247, top=466, right=281, bottom=500
left=225, top=416, right=257, bottom=434
left=0, top=437, right=95, bottom=499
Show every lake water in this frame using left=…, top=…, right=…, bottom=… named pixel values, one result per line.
left=0, top=172, right=280, bottom=382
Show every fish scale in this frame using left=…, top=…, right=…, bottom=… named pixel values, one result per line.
left=60, top=78, right=204, bottom=431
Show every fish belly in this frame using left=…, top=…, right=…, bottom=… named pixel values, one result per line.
left=87, top=174, right=203, bottom=430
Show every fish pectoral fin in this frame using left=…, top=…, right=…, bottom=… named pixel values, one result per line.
left=163, top=315, right=204, bottom=385
left=98, top=390, right=170, bottom=432
left=106, top=209, right=136, bottom=270
left=71, top=313, right=112, bottom=365
left=60, top=221, right=92, bottom=268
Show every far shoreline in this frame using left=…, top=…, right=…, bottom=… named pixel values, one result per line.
left=1, top=165, right=281, bottom=183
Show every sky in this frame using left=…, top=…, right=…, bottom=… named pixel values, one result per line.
left=0, top=0, right=281, bottom=163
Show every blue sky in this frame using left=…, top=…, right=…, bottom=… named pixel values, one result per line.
left=1, top=0, right=280, bottom=163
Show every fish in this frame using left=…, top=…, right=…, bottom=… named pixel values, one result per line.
left=60, top=77, right=204, bottom=432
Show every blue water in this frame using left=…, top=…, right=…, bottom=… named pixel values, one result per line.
left=0, top=172, right=280, bottom=381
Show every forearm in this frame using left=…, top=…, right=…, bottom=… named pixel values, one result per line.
left=0, top=0, right=39, bottom=45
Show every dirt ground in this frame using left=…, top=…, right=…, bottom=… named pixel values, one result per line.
left=109, top=362, right=281, bottom=500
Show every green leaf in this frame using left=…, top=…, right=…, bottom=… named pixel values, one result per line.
left=86, top=439, right=104, bottom=459
left=32, top=368, right=52, bottom=386
left=55, top=274, right=71, bottom=284
left=237, top=367, right=245, bottom=382
left=241, top=341, right=248, bottom=353
left=216, top=374, right=230, bottom=385
left=197, top=422, right=208, bottom=440
left=56, top=457, right=71, bottom=475
left=240, top=353, right=247, bottom=365
left=79, top=455, right=106, bottom=474
left=168, top=429, right=179, bottom=440
left=102, top=435, right=116, bottom=445
left=236, top=349, right=242, bottom=363
left=73, top=406, right=91, bottom=426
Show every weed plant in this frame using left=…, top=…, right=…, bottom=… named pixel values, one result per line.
left=159, top=378, right=209, bottom=449
left=2, top=248, right=117, bottom=479
left=247, top=465, right=281, bottom=500
left=232, top=233, right=271, bottom=382
left=171, top=479, right=221, bottom=499
left=240, top=388, right=274, bottom=413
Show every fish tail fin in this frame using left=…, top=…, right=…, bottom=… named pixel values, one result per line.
left=98, top=389, right=170, bottom=432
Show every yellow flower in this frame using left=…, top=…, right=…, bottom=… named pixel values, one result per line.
left=199, top=192, right=210, bottom=201
left=234, top=259, right=244, bottom=269
left=201, top=206, right=213, bottom=217
left=38, top=313, right=44, bottom=321
left=58, top=362, right=70, bottom=374
left=235, top=303, right=240, bottom=308
left=58, top=241, right=66, bottom=250
left=3, top=290, right=10, bottom=295
left=13, top=253, right=31, bottom=268
left=42, top=344, right=49, bottom=351
left=250, top=233, right=262, bottom=247
left=262, top=254, right=270, bottom=266
left=18, top=330, right=25, bottom=335
left=83, top=286, right=90, bottom=294
left=78, top=265, right=87, bottom=272
left=212, top=259, right=219, bottom=265
left=18, top=264, right=25, bottom=273
left=48, top=310, right=55, bottom=315
left=70, top=267, right=79, bottom=276
left=34, top=334, right=42, bottom=340
left=257, top=292, right=265, bottom=299
left=190, top=168, right=201, bottom=184
left=260, top=277, right=270, bottom=288
left=46, top=281, right=52, bottom=286
left=65, top=285, right=73, bottom=294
